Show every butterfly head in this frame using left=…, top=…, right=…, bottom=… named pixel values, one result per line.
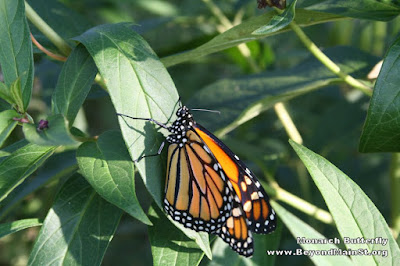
left=167, top=106, right=195, bottom=145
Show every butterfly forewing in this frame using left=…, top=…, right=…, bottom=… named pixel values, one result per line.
left=194, top=124, right=276, bottom=234
left=164, top=130, right=233, bottom=233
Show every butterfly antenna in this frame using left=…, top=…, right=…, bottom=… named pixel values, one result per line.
left=116, top=113, right=169, bottom=129
left=190, top=108, right=221, bottom=115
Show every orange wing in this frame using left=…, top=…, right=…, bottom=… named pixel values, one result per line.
left=194, top=124, right=276, bottom=234
left=164, top=129, right=232, bottom=233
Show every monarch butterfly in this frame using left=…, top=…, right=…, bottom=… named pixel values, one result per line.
left=118, top=104, right=276, bottom=257
left=257, top=0, right=286, bottom=9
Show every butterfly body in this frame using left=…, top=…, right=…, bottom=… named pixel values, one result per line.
left=163, top=106, right=276, bottom=257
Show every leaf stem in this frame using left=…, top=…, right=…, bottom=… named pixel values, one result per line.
left=24, top=1, right=71, bottom=56
left=30, top=33, right=67, bottom=61
left=202, top=0, right=303, bottom=143
left=390, top=153, right=400, bottom=238
left=289, top=21, right=373, bottom=97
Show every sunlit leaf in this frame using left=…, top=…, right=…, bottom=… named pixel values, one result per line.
left=23, top=115, right=79, bottom=146
left=0, top=109, right=19, bottom=147
left=0, top=143, right=55, bottom=202
left=77, top=130, right=151, bottom=225
left=290, top=140, right=400, bottom=265
left=360, top=36, right=400, bottom=152
left=28, top=174, right=123, bottom=266
left=0, top=218, right=42, bottom=238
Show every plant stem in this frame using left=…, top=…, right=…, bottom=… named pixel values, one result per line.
left=274, top=102, right=303, bottom=144
left=390, top=153, right=400, bottom=238
left=30, top=33, right=67, bottom=61
left=202, top=0, right=303, bottom=143
left=266, top=182, right=333, bottom=225
left=24, top=1, right=71, bottom=56
left=289, top=22, right=373, bottom=97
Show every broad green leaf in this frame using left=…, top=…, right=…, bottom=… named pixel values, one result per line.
left=0, top=150, right=77, bottom=219
left=9, top=78, right=24, bottom=112
left=0, top=82, right=13, bottom=105
left=301, top=0, right=400, bottom=21
left=290, top=140, right=400, bottom=265
left=0, top=0, right=33, bottom=110
left=0, top=143, right=55, bottom=202
left=0, top=109, right=19, bottom=147
left=360, top=36, right=400, bottom=152
left=28, top=174, right=123, bottom=266
left=208, top=223, right=282, bottom=266
left=271, top=202, right=353, bottom=266
left=253, top=0, right=298, bottom=35
left=52, top=44, right=97, bottom=125
left=187, top=46, right=378, bottom=133
left=161, top=9, right=343, bottom=67
left=76, top=23, right=179, bottom=208
left=148, top=204, right=206, bottom=266
left=77, top=130, right=151, bottom=225
left=0, top=218, right=42, bottom=238
left=23, top=114, right=79, bottom=146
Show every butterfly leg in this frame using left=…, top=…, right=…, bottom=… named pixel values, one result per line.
left=116, top=113, right=169, bottom=129
left=133, top=141, right=165, bottom=163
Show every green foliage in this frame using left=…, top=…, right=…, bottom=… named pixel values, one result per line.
left=28, top=174, right=122, bottom=266
left=77, top=130, right=151, bottom=225
left=360, top=36, right=400, bottom=152
left=0, top=0, right=33, bottom=110
left=290, top=140, right=400, bottom=264
left=0, top=0, right=400, bottom=265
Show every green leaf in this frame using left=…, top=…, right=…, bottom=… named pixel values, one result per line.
left=76, top=23, right=179, bottom=208
left=271, top=202, right=353, bottom=265
left=0, top=150, right=77, bottom=219
left=161, top=9, right=343, bottom=67
left=0, top=109, right=19, bottom=147
left=0, top=82, right=13, bottom=105
left=23, top=114, right=80, bottom=146
left=148, top=204, right=206, bottom=266
left=253, top=0, right=298, bottom=35
left=302, top=0, right=400, bottom=21
left=0, top=218, right=42, bottom=238
left=0, top=143, right=56, bottom=202
left=208, top=223, right=282, bottom=266
left=187, top=46, right=378, bottom=133
left=28, top=174, right=123, bottom=266
left=359, top=36, right=400, bottom=152
left=0, top=0, right=33, bottom=110
left=290, top=140, right=400, bottom=265
left=77, top=130, right=151, bottom=225
left=9, top=78, right=25, bottom=112
left=52, top=44, right=97, bottom=125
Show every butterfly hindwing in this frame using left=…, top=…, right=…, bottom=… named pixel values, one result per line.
left=193, top=124, right=276, bottom=234
left=217, top=196, right=254, bottom=257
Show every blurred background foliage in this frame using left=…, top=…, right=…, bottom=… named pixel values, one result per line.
left=1, top=0, right=399, bottom=265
